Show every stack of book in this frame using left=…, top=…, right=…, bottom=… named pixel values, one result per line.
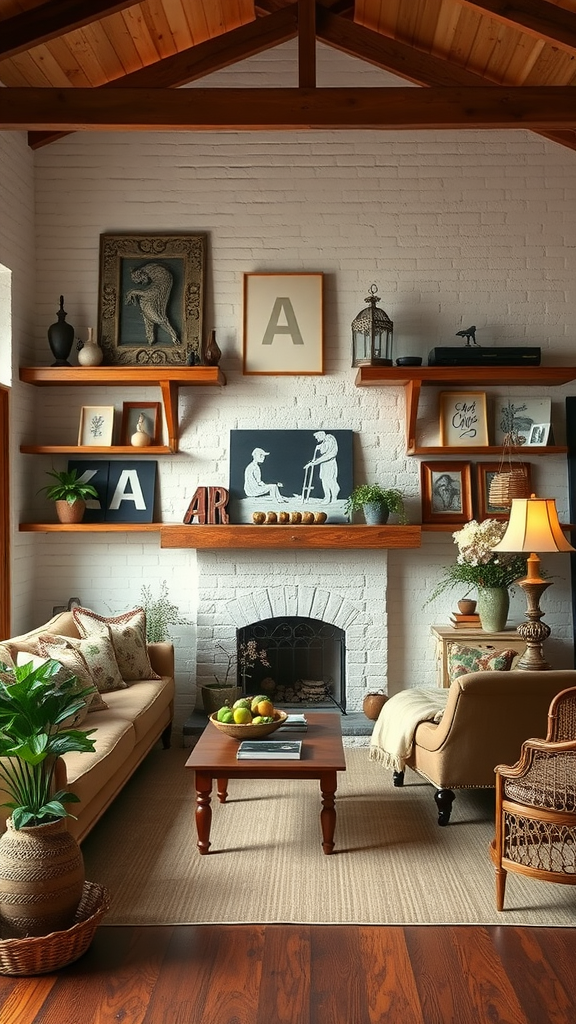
left=237, top=739, right=302, bottom=760
left=278, top=714, right=308, bottom=733
left=450, top=612, right=481, bottom=628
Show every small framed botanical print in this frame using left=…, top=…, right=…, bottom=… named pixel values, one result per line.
left=77, top=406, right=115, bottom=446
left=439, top=391, right=489, bottom=447
left=421, top=460, right=473, bottom=525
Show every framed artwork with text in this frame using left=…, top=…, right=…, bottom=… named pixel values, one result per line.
left=243, top=273, right=324, bottom=375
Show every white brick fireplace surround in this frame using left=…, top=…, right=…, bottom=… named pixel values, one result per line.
left=196, top=548, right=388, bottom=713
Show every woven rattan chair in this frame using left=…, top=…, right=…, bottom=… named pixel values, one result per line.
left=490, top=686, right=576, bottom=911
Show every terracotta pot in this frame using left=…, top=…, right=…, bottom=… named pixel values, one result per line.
left=0, top=818, right=84, bottom=938
left=363, top=692, right=388, bottom=720
left=55, top=499, right=86, bottom=524
left=457, top=599, right=477, bottom=615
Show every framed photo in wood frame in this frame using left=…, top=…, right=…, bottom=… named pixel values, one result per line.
left=421, top=461, right=473, bottom=525
left=475, top=461, right=532, bottom=521
left=77, top=406, right=115, bottom=447
left=98, top=233, right=206, bottom=366
left=243, top=272, right=324, bottom=375
left=439, top=391, right=489, bottom=447
left=120, top=402, right=161, bottom=446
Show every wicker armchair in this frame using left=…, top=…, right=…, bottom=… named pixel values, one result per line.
left=490, top=686, right=576, bottom=911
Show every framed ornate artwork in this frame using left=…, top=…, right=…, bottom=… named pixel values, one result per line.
left=98, top=233, right=206, bottom=367
left=476, top=461, right=532, bottom=521
left=439, top=391, right=489, bottom=447
left=77, top=406, right=115, bottom=446
left=243, top=272, right=324, bottom=375
left=421, top=460, right=473, bottom=525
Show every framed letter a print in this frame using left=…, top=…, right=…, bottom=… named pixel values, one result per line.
left=243, top=273, right=324, bottom=375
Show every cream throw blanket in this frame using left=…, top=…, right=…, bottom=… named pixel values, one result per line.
left=369, top=688, right=450, bottom=772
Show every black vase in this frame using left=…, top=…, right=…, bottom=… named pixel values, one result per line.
left=47, top=295, right=74, bottom=366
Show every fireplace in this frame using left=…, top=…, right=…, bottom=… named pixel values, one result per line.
left=237, top=616, right=346, bottom=711
left=196, top=548, right=389, bottom=713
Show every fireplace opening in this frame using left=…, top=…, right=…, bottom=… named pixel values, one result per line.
left=237, top=616, right=346, bottom=712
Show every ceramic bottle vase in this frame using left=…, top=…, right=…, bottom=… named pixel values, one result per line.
left=77, top=327, right=103, bottom=367
left=0, top=817, right=84, bottom=937
left=477, top=587, right=509, bottom=632
left=47, top=295, right=74, bottom=366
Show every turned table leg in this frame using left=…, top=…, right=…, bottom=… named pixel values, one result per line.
left=194, top=772, right=213, bottom=854
left=319, top=771, right=338, bottom=854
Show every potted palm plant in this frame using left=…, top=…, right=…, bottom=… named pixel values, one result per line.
left=345, top=484, right=408, bottom=525
left=0, top=658, right=97, bottom=938
left=38, top=468, right=98, bottom=524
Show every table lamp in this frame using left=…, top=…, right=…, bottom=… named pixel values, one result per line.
left=491, top=495, right=575, bottom=670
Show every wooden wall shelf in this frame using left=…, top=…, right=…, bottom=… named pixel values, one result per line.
left=19, top=366, right=226, bottom=452
left=19, top=523, right=422, bottom=549
left=355, top=365, right=576, bottom=454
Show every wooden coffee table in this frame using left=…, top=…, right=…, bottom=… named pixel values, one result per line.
left=185, top=712, right=346, bottom=855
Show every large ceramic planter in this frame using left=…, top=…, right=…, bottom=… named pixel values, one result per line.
left=0, top=818, right=84, bottom=938
left=477, top=587, right=509, bottom=632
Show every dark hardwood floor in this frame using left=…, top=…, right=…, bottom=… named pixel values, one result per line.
left=0, top=923, right=575, bottom=1023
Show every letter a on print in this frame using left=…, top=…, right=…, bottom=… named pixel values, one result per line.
left=261, top=297, right=304, bottom=346
left=108, top=469, right=146, bottom=510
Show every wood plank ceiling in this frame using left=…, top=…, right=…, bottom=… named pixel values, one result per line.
left=0, top=0, right=575, bottom=150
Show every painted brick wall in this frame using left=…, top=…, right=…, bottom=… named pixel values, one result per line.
left=3, top=42, right=576, bottom=723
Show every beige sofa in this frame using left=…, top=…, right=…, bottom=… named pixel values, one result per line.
left=0, top=610, right=175, bottom=842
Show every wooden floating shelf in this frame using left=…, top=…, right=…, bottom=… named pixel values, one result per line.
left=355, top=365, right=576, bottom=454
left=408, top=445, right=568, bottom=457
left=160, top=524, right=421, bottom=549
left=19, top=523, right=422, bottom=549
left=20, top=445, right=172, bottom=455
left=19, top=365, right=226, bottom=452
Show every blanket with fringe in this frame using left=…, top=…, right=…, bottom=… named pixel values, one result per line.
left=369, top=687, right=450, bottom=772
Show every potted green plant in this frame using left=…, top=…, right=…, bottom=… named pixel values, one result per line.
left=140, top=580, right=191, bottom=643
left=38, top=468, right=98, bottom=524
left=0, top=658, right=97, bottom=937
left=345, top=484, right=408, bottom=525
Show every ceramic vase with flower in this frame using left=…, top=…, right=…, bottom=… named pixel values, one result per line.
left=476, top=587, right=510, bottom=632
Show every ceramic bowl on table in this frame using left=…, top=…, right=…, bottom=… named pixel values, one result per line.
left=209, top=710, right=288, bottom=740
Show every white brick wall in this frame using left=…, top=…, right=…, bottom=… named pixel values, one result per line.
left=2, top=42, right=576, bottom=725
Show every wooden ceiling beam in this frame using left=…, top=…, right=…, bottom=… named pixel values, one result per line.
left=28, top=5, right=299, bottom=148
left=2, top=86, right=575, bottom=131
left=317, top=10, right=576, bottom=152
left=298, top=0, right=317, bottom=88
left=0, top=0, right=143, bottom=60
left=458, top=0, right=576, bottom=56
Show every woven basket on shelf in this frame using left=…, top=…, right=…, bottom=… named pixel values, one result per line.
left=0, top=880, right=109, bottom=976
left=488, top=466, right=532, bottom=508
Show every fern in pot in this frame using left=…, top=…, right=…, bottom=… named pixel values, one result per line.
left=0, top=658, right=96, bottom=937
left=345, top=484, right=408, bottom=525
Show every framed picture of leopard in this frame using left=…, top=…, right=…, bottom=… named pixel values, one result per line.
left=98, top=233, right=206, bottom=367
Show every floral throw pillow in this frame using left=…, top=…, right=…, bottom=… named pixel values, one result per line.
left=72, top=606, right=160, bottom=682
left=38, top=632, right=126, bottom=694
left=15, top=649, right=98, bottom=725
left=447, top=644, right=517, bottom=683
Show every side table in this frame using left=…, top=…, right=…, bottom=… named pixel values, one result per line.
left=431, top=625, right=526, bottom=688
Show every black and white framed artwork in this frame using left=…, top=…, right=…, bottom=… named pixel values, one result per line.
left=228, top=430, right=353, bottom=524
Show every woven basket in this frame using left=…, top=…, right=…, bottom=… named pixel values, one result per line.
left=0, top=880, right=109, bottom=976
left=488, top=467, right=531, bottom=508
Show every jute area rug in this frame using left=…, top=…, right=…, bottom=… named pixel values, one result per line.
left=81, top=744, right=576, bottom=927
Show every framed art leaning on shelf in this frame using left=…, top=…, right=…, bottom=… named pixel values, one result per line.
left=421, top=461, right=473, bottom=525
left=439, top=391, right=489, bottom=447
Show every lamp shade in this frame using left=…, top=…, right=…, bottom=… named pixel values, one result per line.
left=492, top=496, right=575, bottom=554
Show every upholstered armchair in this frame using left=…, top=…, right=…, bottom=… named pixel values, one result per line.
left=370, top=669, right=576, bottom=825
left=490, top=686, right=576, bottom=911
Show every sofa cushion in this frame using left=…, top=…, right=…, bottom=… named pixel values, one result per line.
left=447, top=643, right=518, bottom=683
left=38, top=633, right=126, bottom=693
left=104, top=677, right=175, bottom=745
left=14, top=650, right=94, bottom=727
left=72, top=606, right=160, bottom=683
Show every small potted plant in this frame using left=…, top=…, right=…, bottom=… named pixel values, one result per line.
left=38, top=468, right=98, bottom=524
left=0, top=658, right=97, bottom=938
left=345, top=484, right=408, bottom=525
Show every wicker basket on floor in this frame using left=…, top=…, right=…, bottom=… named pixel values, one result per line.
left=0, top=880, right=110, bottom=976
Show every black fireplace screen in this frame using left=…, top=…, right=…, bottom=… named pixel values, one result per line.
left=236, top=616, right=346, bottom=712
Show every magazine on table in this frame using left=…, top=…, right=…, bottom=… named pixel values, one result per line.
left=236, top=740, right=302, bottom=759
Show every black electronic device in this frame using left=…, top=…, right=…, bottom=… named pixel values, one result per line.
left=428, top=346, right=540, bottom=367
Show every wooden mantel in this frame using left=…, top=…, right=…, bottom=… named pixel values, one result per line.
left=160, top=525, right=421, bottom=549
